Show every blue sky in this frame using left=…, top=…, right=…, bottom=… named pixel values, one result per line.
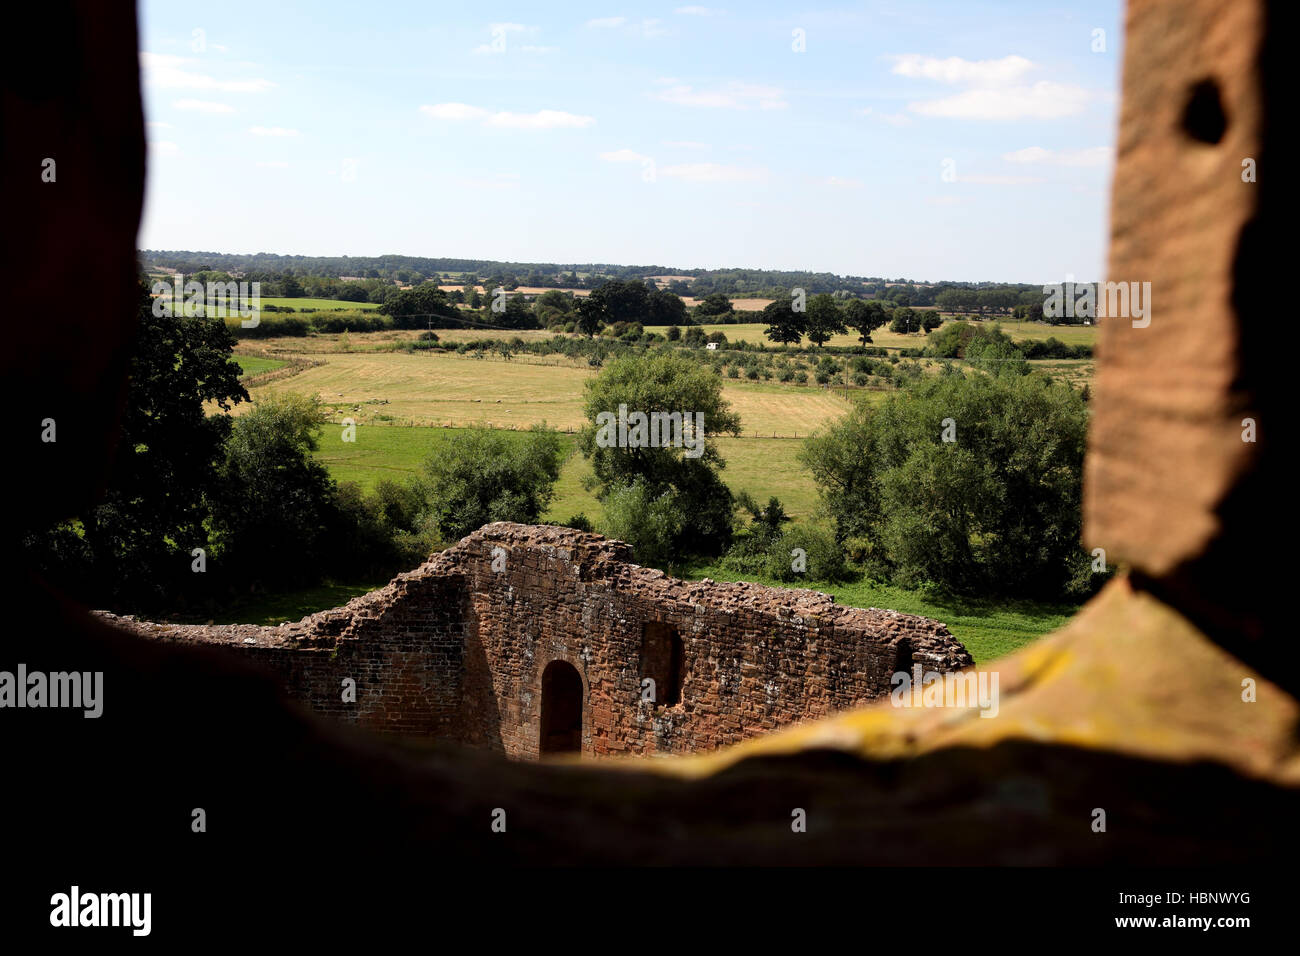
left=138, top=1, right=1123, bottom=282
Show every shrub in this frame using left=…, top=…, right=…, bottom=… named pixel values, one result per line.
left=416, top=425, right=566, bottom=541
left=600, top=479, right=686, bottom=568
left=562, top=513, right=594, bottom=533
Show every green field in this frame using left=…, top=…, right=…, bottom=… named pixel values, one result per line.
left=311, top=424, right=820, bottom=522
left=234, top=355, right=289, bottom=376
left=258, top=296, right=381, bottom=311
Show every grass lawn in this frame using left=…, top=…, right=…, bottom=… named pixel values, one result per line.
left=234, top=355, right=288, bottom=376
left=682, top=562, right=1078, bottom=664
left=309, top=424, right=824, bottom=522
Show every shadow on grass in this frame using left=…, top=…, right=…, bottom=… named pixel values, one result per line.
left=174, top=580, right=388, bottom=627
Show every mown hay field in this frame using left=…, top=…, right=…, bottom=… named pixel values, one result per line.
left=243, top=349, right=861, bottom=436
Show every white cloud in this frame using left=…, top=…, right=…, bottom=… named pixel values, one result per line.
left=1002, top=145, right=1113, bottom=166
left=146, top=121, right=173, bottom=130
left=890, top=54, right=1091, bottom=121
left=149, top=140, right=180, bottom=154
left=891, top=54, right=1034, bottom=86
left=909, top=82, right=1090, bottom=120
left=490, top=22, right=529, bottom=33
left=599, top=149, right=650, bottom=163
left=663, top=140, right=710, bottom=149
left=519, top=45, right=557, bottom=54
left=675, top=6, right=718, bottom=15
left=173, top=99, right=235, bottom=113
left=654, top=81, right=786, bottom=110
left=420, top=103, right=489, bottom=120
left=586, top=17, right=627, bottom=28
left=660, top=162, right=766, bottom=183
left=486, top=109, right=595, bottom=129
left=248, top=126, right=298, bottom=137
left=820, top=176, right=863, bottom=188
left=421, top=103, right=594, bottom=129
left=255, top=161, right=289, bottom=168
left=140, top=52, right=273, bottom=93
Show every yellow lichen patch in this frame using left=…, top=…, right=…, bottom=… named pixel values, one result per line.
left=606, top=576, right=1300, bottom=786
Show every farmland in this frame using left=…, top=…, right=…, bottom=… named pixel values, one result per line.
left=234, top=355, right=288, bottom=377
left=258, top=296, right=381, bottom=310
left=241, top=348, right=860, bottom=435
left=309, top=423, right=821, bottom=521
left=645, top=318, right=1099, bottom=351
left=221, top=313, right=1091, bottom=652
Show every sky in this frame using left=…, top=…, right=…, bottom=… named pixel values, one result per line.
left=137, top=1, right=1123, bottom=283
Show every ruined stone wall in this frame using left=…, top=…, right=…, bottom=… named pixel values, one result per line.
left=101, top=523, right=972, bottom=758
left=105, top=572, right=468, bottom=739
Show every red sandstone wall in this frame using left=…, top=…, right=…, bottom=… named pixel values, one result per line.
left=100, top=523, right=972, bottom=759
left=434, top=524, right=971, bottom=758
left=101, top=572, right=467, bottom=738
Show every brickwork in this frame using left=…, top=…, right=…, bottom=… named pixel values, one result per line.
left=100, top=523, right=972, bottom=758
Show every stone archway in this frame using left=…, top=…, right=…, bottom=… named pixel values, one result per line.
left=540, top=660, right=583, bottom=756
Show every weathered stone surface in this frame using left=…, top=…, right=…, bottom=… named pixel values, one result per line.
left=1085, top=0, right=1264, bottom=577
left=100, top=522, right=973, bottom=757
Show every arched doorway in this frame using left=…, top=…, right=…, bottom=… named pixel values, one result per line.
left=540, top=660, right=583, bottom=756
